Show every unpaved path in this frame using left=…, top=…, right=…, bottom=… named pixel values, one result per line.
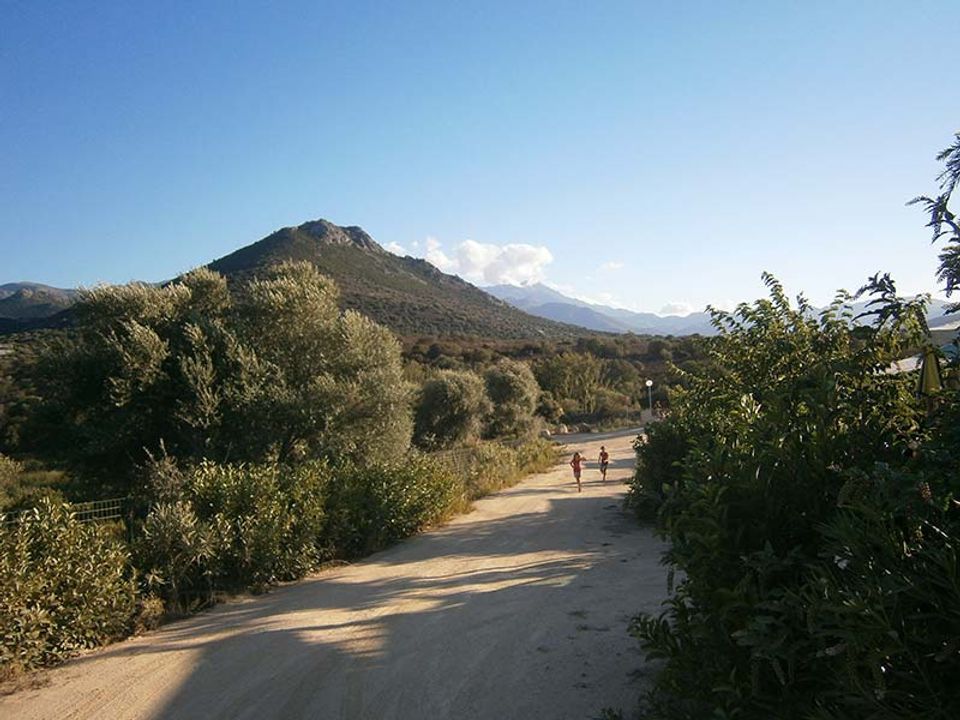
left=3, top=429, right=668, bottom=720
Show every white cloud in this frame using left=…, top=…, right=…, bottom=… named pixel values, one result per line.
left=659, top=302, right=693, bottom=316
left=424, top=236, right=455, bottom=271
left=420, top=237, right=553, bottom=285
left=600, top=261, right=624, bottom=272
left=385, top=241, right=407, bottom=256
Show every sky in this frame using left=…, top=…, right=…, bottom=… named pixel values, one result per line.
left=1, top=1, right=957, bottom=316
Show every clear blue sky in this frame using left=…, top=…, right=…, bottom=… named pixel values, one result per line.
left=2, top=1, right=956, bottom=314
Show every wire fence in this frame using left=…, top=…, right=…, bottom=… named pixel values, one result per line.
left=427, top=438, right=541, bottom=496
left=2, top=496, right=129, bottom=527
left=427, top=446, right=477, bottom=478
left=1, top=439, right=540, bottom=528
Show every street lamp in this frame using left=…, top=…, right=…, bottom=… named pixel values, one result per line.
left=645, top=379, right=653, bottom=416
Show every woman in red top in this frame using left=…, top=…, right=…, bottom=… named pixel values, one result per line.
left=569, top=451, right=587, bottom=492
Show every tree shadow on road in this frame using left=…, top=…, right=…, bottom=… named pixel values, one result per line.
left=63, top=493, right=666, bottom=719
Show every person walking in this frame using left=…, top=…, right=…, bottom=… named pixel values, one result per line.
left=569, top=451, right=587, bottom=492
left=598, top=446, right=609, bottom=482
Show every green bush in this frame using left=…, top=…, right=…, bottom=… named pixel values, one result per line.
left=484, top=358, right=540, bottom=439
left=26, top=262, right=413, bottom=486
left=189, top=462, right=318, bottom=590
left=514, top=437, right=559, bottom=476
left=626, top=415, right=689, bottom=522
left=0, top=499, right=136, bottom=670
left=136, top=455, right=463, bottom=604
left=626, top=276, right=958, bottom=719
left=137, top=500, right=219, bottom=612
left=323, top=455, right=464, bottom=557
left=465, top=443, right=520, bottom=497
left=414, top=369, right=491, bottom=449
left=138, top=460, right=330, bottom=608
left=444, top=437, right=558, bottom=499
left=0, top=453, right=22, bottom=508
left=0, top=454, right=69, bottom=512
left=799, top=458, right=960, bottom=719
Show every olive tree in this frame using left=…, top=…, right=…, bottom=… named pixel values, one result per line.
left=28, top=262, right=412, bottom=484
left=483, top=358, right=539, bottom=439
left=414, top=369, right=490, bottom=449
left=533, top=352, right=603, bottom=415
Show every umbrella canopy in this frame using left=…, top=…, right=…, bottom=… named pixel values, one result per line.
left=917, top=346, right=943, bottom=396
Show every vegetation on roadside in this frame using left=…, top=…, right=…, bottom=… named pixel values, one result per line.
left=432, top=437, right=560, bottom=500
left=404, top=333, right=701, bottom=430
left=20, top=262, right=411, bottom=492
left=626, top=133, right=960, bottom=719
left=0, top=499, right=137, bottom=674
left=0, top=434, right=552, bottom=673
left=0, top=258, right=567, bottom=675
left=414, top=369, right=491, bottom=449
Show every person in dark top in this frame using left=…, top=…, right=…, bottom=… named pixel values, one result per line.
left=598, top=446, right=609, bottom=482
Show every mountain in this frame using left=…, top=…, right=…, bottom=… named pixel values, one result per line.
left=486, top=283, right=717, bottom=335
left=0, top=283, right=76, bottom=320
left=0, top=221, right=581, bottom=339
left=6, top=225, right=957, bottom=340
left=926, top=299, right=957, bottom=328
left=484, top=283, right=593, bottom=312
left=521, top=302, right=634, bottom=333
left=207, top=219, right=579, bottom=338
left=486, top=284, right=960, bottom=337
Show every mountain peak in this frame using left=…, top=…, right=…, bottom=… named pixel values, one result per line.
left=292, top=219, right=384, bottom=253
left=207, top=219, right=388, bottom=277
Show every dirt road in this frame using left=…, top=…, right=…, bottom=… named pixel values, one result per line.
left=3, top=429, right=668, bottom=720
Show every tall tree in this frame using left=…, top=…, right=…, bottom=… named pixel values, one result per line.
left=27, top=262, right=412, bottom=487
left=414, top=369, right=490, bottom=449
left=484, top=359, right=540, bottom=439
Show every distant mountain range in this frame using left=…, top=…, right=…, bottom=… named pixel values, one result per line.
left=1, top=220, right=579, bottom=339
left=485, top=283, right=719, bottom=335
left=0, top=283, right=77, bottom=334
left=485, top=282, right=958, bottom=336
left=4, top=222, right=957, bottom=339
left=0, top=283, right=76, bottom=319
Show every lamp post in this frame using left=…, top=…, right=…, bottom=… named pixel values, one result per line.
left=645, top=379, right=653, bottom=418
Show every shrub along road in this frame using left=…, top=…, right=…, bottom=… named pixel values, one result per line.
left=3, top=429, right=667, bottom=720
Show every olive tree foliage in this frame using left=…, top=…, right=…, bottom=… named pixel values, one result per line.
left=28, top=262, right=412, bottom=483
left=534, top=352, right=604, bottom=415
left=230, top=263, right=412, bottom=465
left=911, top=131, right=960, bottom=311
left=483, top=358, right=539, bottom=439
left=413, top=369, right=491, bottom=450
